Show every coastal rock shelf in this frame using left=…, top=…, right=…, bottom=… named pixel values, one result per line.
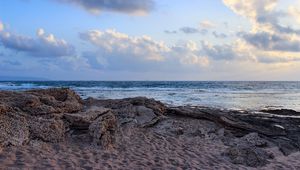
left=0, top=88, right=300, bottom=169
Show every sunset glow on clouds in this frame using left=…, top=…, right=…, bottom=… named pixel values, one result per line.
left=0, top=0, right=300, bottom=80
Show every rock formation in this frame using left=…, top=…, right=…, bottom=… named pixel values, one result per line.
left=1, top=88, right=300, bottom=168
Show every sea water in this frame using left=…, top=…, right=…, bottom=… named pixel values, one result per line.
left=0, top=81, right=300, bottom=111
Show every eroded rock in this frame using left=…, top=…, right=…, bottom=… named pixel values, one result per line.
left=225, top=145, right=273, bottom=167
left=27, top=88, right=84, bottom=114
left=28, top=117, right=65, bottom=142
left=0, top=112, right=29, bottom=147
left=0, top=88, right=83, bottom=116
left=134, top=106, right=157, bottom=126
left=239, top=133, right=267, bottom=147
left=89, top=111, right=117, bottom=149
left=1, top=88, right=300, bottom=168
left=64, top=106, right=111, bottom=130
left=84, top=97, right=167, bottom=116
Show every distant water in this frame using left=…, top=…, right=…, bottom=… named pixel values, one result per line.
left=0, top=81, right=300, bottom=111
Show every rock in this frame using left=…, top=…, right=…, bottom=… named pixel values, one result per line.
left=260, top=109, right=299, bottom=116
left=89, top=111, right=117, bottom=149
left=85, top=97, right=165, bottom=127
left=84, top=97, right=167, bottom=116
left=2, top=88, right=300, bottom=163
left=168, top=106, right=300, bottom=155
left=0, top=112, right=30, bottom=147
left=239, top=133, right=267, bottom=147
left=0, top=88, right=83, bottom=116
left=273, top=137, right=299, bottom=155
left=225, top=145, right=273, bottom=167
left=64, top=106, right=111, bottom=130
left=128, top=97, right=167, bottom=116
left=134, top=106, right=157, bottom=126
left=27, top=88, right=84, bottom=114
left=28, top=117, right=65, bottom=142
left=17, top=94, right=57, bottom=116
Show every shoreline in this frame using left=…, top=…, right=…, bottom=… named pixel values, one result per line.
left=1, top=88, right=300, bottom=169
left=1, top=81, right=300, bottom=112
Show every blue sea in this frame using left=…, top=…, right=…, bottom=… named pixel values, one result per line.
left=0, top=81, right=300, bottom=111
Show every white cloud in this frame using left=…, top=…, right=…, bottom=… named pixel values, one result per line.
left=80, top=29, right=169, bottom=61
left=222, top=0, right=300, bottom=63
left=37, top=28, right=45, bottom=36
left=80, top=29, right=210, bottom=71
left=289, top=6, right=300, bottom=23
left=171, top=41, right=210, bottom=67
left=0, top=27, right=75, bottom=58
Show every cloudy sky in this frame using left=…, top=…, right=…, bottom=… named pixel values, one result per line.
left=0, top=0, right=300, bottom=80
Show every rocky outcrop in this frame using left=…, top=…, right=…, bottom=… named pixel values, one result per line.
left=168, top=106, right=300, bottom=154
left=260, top=109, right=299, bottom=116
left=1, top=88, right=300, bottom=168
left=85, top=97, right=166, bottom=128
left=84, top=97, right=167, bottom=116
left=0, top=88, right=82, bottom=145
left=0, top=88, right=83, bottom=116
left=27, top=88, right=83, bottom=114
left=0, top=112, right=29, bottom=147
left=225, top=144, right=274, bottom=167
left=28, top=117, right=65, bottom=142
left=223, top=132, right=272, bottom=167
left=89, top=111, right=117, bottom=149
left=228, top=133, right=268, bottom=147
left=64, top=106, right=111, bottom=130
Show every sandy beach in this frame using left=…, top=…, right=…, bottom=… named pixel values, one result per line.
left=1, top=88, right=300, bottom=169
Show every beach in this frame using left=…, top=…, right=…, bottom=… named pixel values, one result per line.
left=1, top=81, right=300, bottom=111
left=1, top=0, right=300, bottom=168
left=1, top=88, right=300, bottom=169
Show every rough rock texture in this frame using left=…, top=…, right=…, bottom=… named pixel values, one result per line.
left=226, top=132, right=268, bottom=147
left=85, top=97, right=167, bottom=116
left=225, top=144, right=273, bottom=167
left=0, top=88, right=83, bottom=116
left=168, top=106, right=300, bottom=155
left=89, top=111, right=117, bottom=149
left=134, top=106, right=156, bottom=123
left=0, top=88, right=83, bottom=145
left=27, top=88, right=83, bottom=114
left=239, top=133, right=268, bottom=147
left=1, top=88, right=300, bottom=169
left=64, top=106, right=111, bottom=130
left=28, top=117, right=65, bottom=142
left=223, top=132, right=272, bottom=167
left=0, top=112, right=29, bottom=147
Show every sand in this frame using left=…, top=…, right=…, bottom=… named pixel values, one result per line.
left=1, top=117, right=300, bottom=169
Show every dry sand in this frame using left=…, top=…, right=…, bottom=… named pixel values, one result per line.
left=1, top=117, right=300, bottom=169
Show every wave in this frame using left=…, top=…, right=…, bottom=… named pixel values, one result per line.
left=0, top=82, right=50, bottom=90
left=1, top=81, right=300, bottom=111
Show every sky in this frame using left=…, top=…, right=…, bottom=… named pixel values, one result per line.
left=0, top=0, right=300, bottom=80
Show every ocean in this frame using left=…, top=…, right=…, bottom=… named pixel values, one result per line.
left=0, top=81, right=300, bottom=111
